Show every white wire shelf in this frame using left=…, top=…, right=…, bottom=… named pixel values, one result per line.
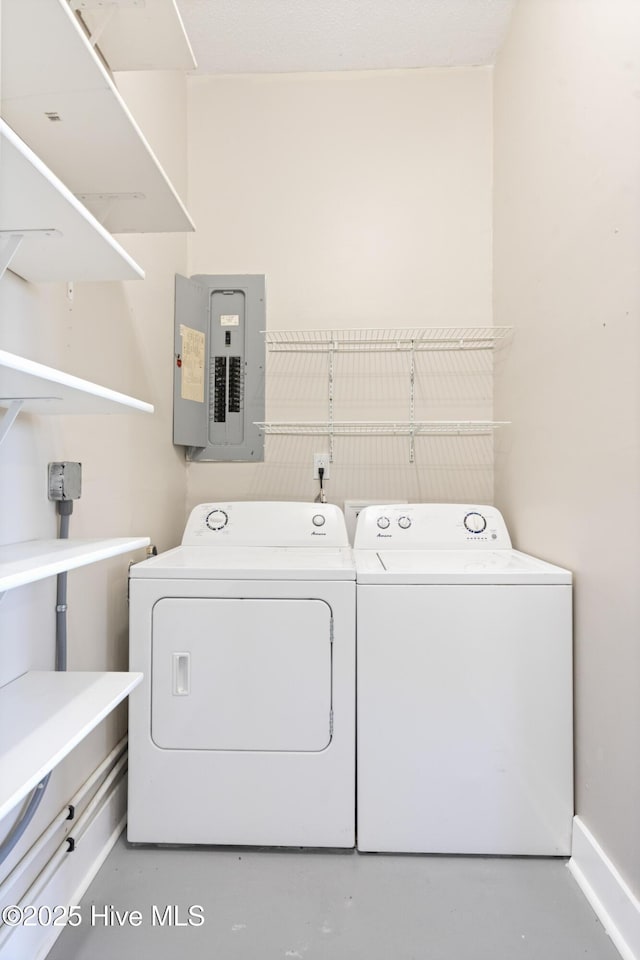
left=264, top=327, right=512, bottom=353
left=255, top=421, right=510, bottom=437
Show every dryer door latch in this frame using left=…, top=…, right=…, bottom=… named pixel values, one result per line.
left=172, top=652, right=191, bottom=696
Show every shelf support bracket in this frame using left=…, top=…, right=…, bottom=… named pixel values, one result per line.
left=409, top=341, right=416, bottom=463
left=75, top=194, right=144, bottom=232
left=0, top=234, right=24, bottom=282
left=0, top=400, right=24, bottom=448
left=0, top=230, right=62, bottom=281
left=84, top=4, right=116, bottom=48
left=328, top=337, right=336, bottom=463
left=70, top=1, right=147, bottom=48
left=70, top=0, right=145, bottom=8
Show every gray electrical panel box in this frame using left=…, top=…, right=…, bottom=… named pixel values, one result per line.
left=173, top=274, right=265, bottom=461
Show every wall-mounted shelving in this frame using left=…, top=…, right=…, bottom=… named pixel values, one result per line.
left=264, top=327, right=512, bottom=353
left=0, top=537, right=150, bottom=593
left=1, top=0, right=195, bottom=234
left=262, top=327, right=511, bottom=461
left=0, top=0, right=182, bottom=854
left=256, top=421, right=509, bottom=436
left=0, top=121, right=144, bottom=283
left=256, top=420, right=510, bottom=463
left=72, top=0, right=197, bottom=72
left=0, top=350, right=154, bottom=416
left=0, top=671, right=142, bottom=821
left=0, top=345, right=153, bottom=623
left=0, top=349, right=154, bottom=446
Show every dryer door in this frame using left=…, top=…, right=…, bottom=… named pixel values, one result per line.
left=151, top=597, right=332, bottom=751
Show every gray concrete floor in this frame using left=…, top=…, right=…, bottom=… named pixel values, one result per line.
left=49, top=834, right=619, bottom=960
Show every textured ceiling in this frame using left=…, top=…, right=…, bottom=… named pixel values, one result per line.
left=175, top=0, right=517, bottom=75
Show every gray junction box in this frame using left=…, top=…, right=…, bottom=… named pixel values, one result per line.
left=173, top=274, right=265, bottom=461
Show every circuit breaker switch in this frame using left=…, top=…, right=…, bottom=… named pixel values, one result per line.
left=48, top=461, right=82, bottom=501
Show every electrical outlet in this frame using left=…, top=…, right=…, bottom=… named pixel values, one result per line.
left=313, top=453, right=330, bottom=479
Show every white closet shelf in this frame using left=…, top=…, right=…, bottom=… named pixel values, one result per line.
left=264, top=327, right=512, bottom=353
left=0, top=350, right=154, bottom=419
left=0, top=670, right=142, bottom=821
left=0, top=537, right=150, bottom=593
left=0, top=121, right=144, bottom=283
left=1, top=0, right=195, bottom=234
left=73, top=0, right=197, bottom=72
left=255, top=421, right=510, bottom=436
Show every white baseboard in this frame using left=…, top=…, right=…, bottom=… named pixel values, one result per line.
left=568, top=816, right=640, bottom=960
left=0, top=776, right=127, bottom=960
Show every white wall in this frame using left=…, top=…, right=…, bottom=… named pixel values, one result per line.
left=494, top=0, right=640, bottom=895
left=0, top=69, right=188, bottom=912
left=186, top=68, right=495, bottom=510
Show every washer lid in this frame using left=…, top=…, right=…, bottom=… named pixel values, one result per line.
left=356, top=549, right=571, bottom=584
left=130, top=545, right=355, bottom=580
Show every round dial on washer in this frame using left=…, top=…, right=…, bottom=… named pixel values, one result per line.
left=312, top=514, right=326, bottom=527
left=206, top=509, right=229, bottom=531
left=377, top=516, right=391, bottom=530
left=464, top=511, right=487, bottom=534
left=397, top=516, right=412, bottom=530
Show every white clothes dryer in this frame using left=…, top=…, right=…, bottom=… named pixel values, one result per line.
left=354, top=503, right=573, bottom=856
left=128, top=502, right=355, bottom=847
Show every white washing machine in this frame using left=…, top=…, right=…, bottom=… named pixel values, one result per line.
left=354, top=503, right=573, bottom=855
left=128, top=501, right=355, bottom=848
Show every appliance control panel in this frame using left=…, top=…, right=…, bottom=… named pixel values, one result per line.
left=354, top=504, right=512, bottom=549
left=182, top=501, right=350, bottom=547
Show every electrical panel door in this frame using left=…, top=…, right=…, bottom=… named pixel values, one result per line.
left=173, top=274, right=265, bottom=461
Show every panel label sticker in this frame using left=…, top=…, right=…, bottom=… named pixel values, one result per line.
left=220, top=314, right=240, bottom=327
left=179, top=324, right=205, bottom=403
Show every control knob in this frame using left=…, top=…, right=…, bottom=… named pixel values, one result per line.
left=376, top=516, right=391, bottom=530
left=397, top=516, right=412, bottom=530
left=206, top=509, right=229, bottom=531
left=312, top=514, right=326, bottom=527
left=464, top=511, right=487, bottom=534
